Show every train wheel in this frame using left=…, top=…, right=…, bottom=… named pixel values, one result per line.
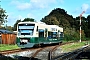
left=39, top=44, right=41, bottom=47
left=59, top=41, right=62, bottom=45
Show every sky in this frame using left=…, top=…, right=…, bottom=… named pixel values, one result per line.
left=1, top=0, right=90, bottom=26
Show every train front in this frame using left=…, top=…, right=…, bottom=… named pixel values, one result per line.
left=16, top=22, right=35, bottom=48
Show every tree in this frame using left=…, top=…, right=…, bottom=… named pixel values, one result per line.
left=13, top=19, right=21, bottom=31
left=41, top=8, right=87, bottom=41
left=22, top=18, right=35, bottom=22
left=6, top=26, right=13, bottom=31
left=13, top=18, right=35, bottom=31
left=0, top=7, right=8, bottom=26
left=41, top=16, right=59, bottom=25
left=87, top=15, right=90, bottom=29
left=41, top=8, right=72, bottom=28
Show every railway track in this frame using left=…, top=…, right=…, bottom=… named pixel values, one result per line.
left=0, top=42, right=75, bottom=60
left=51, top=45, right=90, bottom=60
left=0, top=49, right=21, bottom=55
left=0, top=42, right=69, bottom=55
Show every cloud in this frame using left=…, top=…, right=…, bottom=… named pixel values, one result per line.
left=7, top=13, right=24, bottom=26
left=7, top=14, right=17, bottom=26
left=73, top=3, right=90, bottom=14
left=27, top=13, right=35, bottom=18
left=7, top=12, right=36, bottom=26
left=82, top=4, right=89, bottom=11
left=10, top=0, right=63, bottom=10
left=10, top=0, right=31, bottom=10
left=30, top=0, right=56, bottom=8
left=81, top=3, right=90, bottom=14
left=17, top=3, right=31, bottom=10
left=60, top=0, right=64, bottom=3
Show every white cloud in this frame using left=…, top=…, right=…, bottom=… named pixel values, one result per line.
left=17, top=15, right=24, bottom=20
left=17, top=3, right=31, bottom=10
left=7, top=13, right=24, bottom=26
left=59, top=0, right=64, bottom=3
left=10, top=0, right=63, bottom=10
left=73, top=3, right=90, bottom=14
left=81, top=3, right=90, bottom=14
left=82, top=3, right=89, bottom=11
left=7, top=12, right=36, bottom=26
left=7, top=13, right=17, bottom=26
left=27, top=13, right=35, bottom=18
left=11, top=0, right=31, bottom=10
left=30, top=0, right=56, bottom=8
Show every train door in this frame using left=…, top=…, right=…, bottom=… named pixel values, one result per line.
left=45, top=28, right=48, bottom=39
left=39, top=29, right=44, bottom=37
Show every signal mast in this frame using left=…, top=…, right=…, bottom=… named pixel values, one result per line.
left=80, top=11, right=85, bottom=42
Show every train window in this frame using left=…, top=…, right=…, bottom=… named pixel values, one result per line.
left=45, top=28, right=47, bottom=38
left=39, top=29, right=44, bottom=37
left=60, top=32, right=63, bottom=37
left=18, top=24, right=35, bottom=36
left=48, top=32, right=57, bottom=38
left=18, top=24, right=35, bottom=29
left=36, top=26, right=38, bottom=31
left=18, top=29, right=34, bottom=36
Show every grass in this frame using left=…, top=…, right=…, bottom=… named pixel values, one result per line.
left=0, top=44, right=19, bottom=51
left=60, top=41, right=90, bottom=53
left=0, top=40, right=90, bottom=52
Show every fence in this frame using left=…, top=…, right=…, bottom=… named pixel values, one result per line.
left=1, top=34, right=16, bottom=44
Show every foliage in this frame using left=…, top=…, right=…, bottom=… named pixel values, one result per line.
left=41, top=16, right=59, bottom=25
left=41, top=8, right=88, bottom=41
left=22, top=18, right=35, bottom=22
left=41, top=8, right=72, bottom=28
left=13, top=18, right=35, bottom=31
left=13, top=19, right=21, bottom=31
left=87, top=15, right=90, bottom=29
left=0, top=8, right=8, bottom=26
left=60, top=41, right=88, bottom=52
left=6, top=26, right=13, bottom=31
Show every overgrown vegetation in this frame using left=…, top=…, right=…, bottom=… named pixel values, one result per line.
left=41, top=8, right=90, bottom=41
left=60, top=41, right=90, bottom=52
left=0, top=44, right=19, bottom=51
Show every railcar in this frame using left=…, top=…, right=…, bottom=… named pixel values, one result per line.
left=16, top=22, right=63, bottom=48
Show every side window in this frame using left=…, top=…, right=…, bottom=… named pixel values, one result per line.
left=45, top=28, right=47, bottom=38
left=48, top=32, right=57, bottom=38
left=39, top=29, right=44, bottom=37
left=48, top=32, right=51, bottom=38
left=37, top=26, right=38, bottom=31
left=60, top=32, right=63, bottom=37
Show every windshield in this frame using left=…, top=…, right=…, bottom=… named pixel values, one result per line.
left=18, top=24, right=35, bottom=36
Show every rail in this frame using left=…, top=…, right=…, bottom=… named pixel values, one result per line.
left=0, top=42, right=76, bottom=60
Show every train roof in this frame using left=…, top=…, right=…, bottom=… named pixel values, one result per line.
left=18, top=22, right=63, bottom=29
left=18, top=22, right=46, bottom=25
left=47, top=25, right=62, bottom=28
